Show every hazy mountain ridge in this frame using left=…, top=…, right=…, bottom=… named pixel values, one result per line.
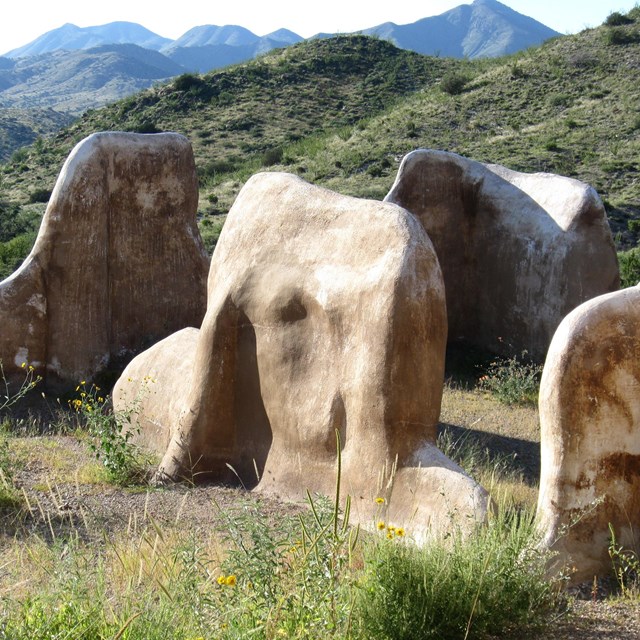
left=0, top=0, right=560, bottom=158
left=4, top=0, right=557, bottom=62
left=361, top=0, right=558, bottom=58
left=0, top=44, right=186, bottom=114
left=5, top=22, right=172, bottom=57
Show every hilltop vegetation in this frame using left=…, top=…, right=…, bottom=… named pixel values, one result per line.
left=0, top=7, right=639, bottom=276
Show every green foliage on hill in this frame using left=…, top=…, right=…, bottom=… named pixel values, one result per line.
left=0, top=8, right=639, bottom=272
left=0, top=196, right=42, bottom=279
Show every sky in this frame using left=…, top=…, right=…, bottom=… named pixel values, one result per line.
left=1, top=0, right=638, bottom=54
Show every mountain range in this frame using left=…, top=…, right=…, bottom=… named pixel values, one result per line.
left=0, top=0, right=559, bottom=102
left=4, top=0, right=558, bottom=63
left=0, top=0, right=559, bottom=156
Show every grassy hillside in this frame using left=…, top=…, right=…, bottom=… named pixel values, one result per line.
left=0, top=8, right=639, bottom=275
left=0, top=107, right=74, bottom=162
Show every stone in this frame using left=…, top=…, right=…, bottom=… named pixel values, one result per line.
left=0, top=132, right=209, bottom=390
left=536, top=285, right=640, bottom=583
left=114, top=172, right=490, bottom=539
left=385, top=149, right=619, bottom=360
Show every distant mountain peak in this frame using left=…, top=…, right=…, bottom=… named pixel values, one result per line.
left=4, top=21, right=172, bottom=58
left=360, top=0, right=559, bottom=58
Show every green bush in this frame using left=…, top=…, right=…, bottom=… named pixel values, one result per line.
left=262, top=146, right=284, bottom=166
left=478, top=352, right=542, bottom=406
left=130, top=119, right=161, bottom=134
left=440, top=72, right=470, bottom=95
left=605, top=27, right=639, bottom=45
left=618, top=247, right=640, bottom=288
left=28, top=188, right=52, bottom=203
left=0, top=232, right=36, bottom=280
left=605, top=11, right=634, bottom=26
left=548, top=93, right=572, bottom=108
left=356, top=509, right=560, bottom=639
left=173, top=72, right=204, bottom=92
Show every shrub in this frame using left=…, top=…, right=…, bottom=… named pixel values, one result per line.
left=28, top=188, right=52, bottom=204
left=356, top=508, right=560, bottom=639
left=605, top=11, right=634, bottom=26
left=173, top=72, right=204, bottom=92
left=262, top=146, right=284, bottom=166
left=605, top=27, right=638, bottom=45
left=478, top=352, right=542, bottom=406
left=0, top=232, right=37, bottom=280
left=130, top=119, right=161, bottom=134
left=618, top=247, right=640, bottom=288
left=9, top=148, right=28, bottom=165
left=440, top=72, right=470, bottom=95
left=548, top=93, right=572, bottom=108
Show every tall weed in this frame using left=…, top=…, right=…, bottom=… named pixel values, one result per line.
left=71, top=380, right=153, bottom=486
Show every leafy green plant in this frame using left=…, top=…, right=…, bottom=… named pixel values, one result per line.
left=478, top=352, right=542, bottom=406
left=71, top=380, right=151, bottom=486
left=618, top=247, right=640, bottom=287
left=608, top=523, right=640, bottom=597
left=0, top=232, right=36, bottom=280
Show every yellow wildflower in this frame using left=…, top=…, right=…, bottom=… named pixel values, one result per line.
left=225, top=574, right=237, bottom=587
left=216, top=575, right=226, bottom=586
left=375, top=496, right=385, bottom=505
left=377, top=521, right=386, bottom=530
left=21, top=362, right=26, bottom=368
left=395, top=527, right=406, bottom=537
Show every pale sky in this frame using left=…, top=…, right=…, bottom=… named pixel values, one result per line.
left=2, top=0, right=638, bottom=55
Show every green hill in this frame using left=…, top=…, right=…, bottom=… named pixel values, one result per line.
left=1, top=8, right=639, bottom=278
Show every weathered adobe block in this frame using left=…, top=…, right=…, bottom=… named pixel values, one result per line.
left=537, top=285, right=640, bottom=583
left=0, top=132, right=209, bottom=390
left=115, top=172, right=490, bottom=540
left=385, top=149, right=619, bottom=361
